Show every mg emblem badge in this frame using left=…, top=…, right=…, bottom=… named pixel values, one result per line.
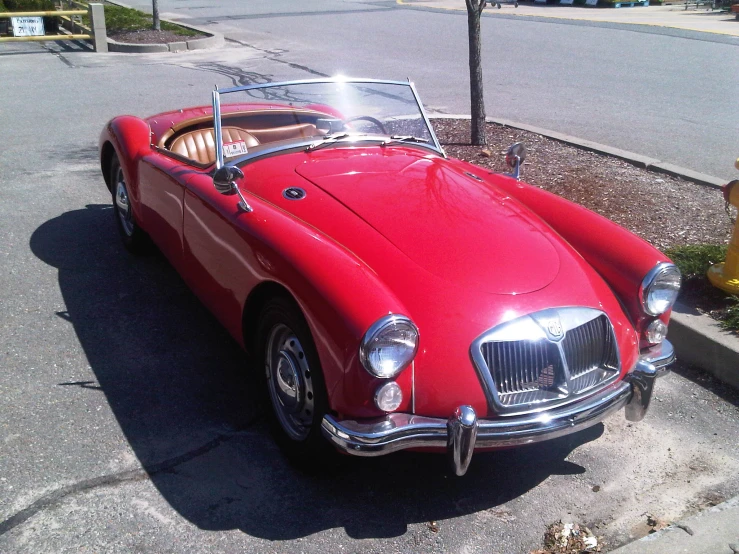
left=547, top=319, right=563, bottom=338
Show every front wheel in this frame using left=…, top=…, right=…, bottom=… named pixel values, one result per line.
left=110, top=153, right=149, bottom=254
left=258, top=296, right=335, bottom=466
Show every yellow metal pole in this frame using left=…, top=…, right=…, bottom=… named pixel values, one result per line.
left=0, top=34, right=91, bottom=41
left=0, top=10, right=87, bottom=17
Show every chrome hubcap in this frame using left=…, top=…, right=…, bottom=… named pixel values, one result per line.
left=115, top=168, right=135, bottom=237
left=266, top=324, right=315, bottom=441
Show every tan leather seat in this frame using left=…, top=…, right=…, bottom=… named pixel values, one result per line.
left=169, top=127, right=260, bottom=165
left=247, top=123, right=323, bottom=145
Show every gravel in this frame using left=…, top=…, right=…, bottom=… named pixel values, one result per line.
left=435, top=119, right=735, bottom=252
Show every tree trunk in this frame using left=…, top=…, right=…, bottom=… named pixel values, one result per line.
left=465, top=0, right=487, bottom=146
left=152, top=0, right=161, bottom=31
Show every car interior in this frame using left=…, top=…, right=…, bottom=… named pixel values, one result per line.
left=156, top=108, right=341, bottom=166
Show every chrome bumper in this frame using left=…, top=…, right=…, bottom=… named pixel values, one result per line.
left=321, top=340, right=674, bottom=476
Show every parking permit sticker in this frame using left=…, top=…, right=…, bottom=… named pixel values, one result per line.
left=223, top=141, right=248, bottom=157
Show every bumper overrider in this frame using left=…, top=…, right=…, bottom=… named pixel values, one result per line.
left=321, top=341, right=674, bottom=476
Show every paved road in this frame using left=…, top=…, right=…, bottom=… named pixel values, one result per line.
left=1, top=39, right=739, bottom=553
left=117, top=0, right=739, bottom=180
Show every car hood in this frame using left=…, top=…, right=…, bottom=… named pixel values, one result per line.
left=294, top=150, right=560, bottom=295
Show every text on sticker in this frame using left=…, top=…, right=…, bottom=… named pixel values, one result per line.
left=224, top=141, right=248, bottom=157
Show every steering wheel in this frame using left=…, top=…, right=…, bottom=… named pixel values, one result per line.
left=344, top=115, right=388, bottom=135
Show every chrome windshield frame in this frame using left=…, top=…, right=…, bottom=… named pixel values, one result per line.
left=212, top=89, right=224, bottom=169
left=211, top=78, right=444, bottom=168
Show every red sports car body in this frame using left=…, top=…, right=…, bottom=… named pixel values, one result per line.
left=99, top=79, right=678, bottom=475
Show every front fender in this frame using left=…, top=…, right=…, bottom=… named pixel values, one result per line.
left=486, top=172, right=672, bottom=336
left=252, top=208, right=414, bottom=417
left=99, top=116, right=152, bottom=218
left=182, top=180, right=413, bottom=418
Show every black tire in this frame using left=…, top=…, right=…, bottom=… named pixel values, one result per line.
left=257, top=296, right=337, bottom=468
left=110, top=153, right=149, bottom=254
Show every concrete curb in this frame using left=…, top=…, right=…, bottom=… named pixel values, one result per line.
left=428, top=114, right=739, bottom=389
left=105, top=0, right=223, bottom=53
left=670, top=304, right=739, bottom=390
left=608, top=495, right=739, bottom=553
left=428, top=114, right=725, bottom=189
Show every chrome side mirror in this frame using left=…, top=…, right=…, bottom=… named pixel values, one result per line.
left=213, top=165, right=252, bottom=212
left=505, top=142, right=526, bottom=180
left=213, top=165, right=244, bottom=194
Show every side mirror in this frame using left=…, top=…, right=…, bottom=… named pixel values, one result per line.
left=213, top=166, right=244, bottom=194
left=505, top=142, right=526, bottom=180
left=213, top=165, right=252, bottom=212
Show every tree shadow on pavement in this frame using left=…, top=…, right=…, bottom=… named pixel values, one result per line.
left=30, top=204, right=603, bottom=541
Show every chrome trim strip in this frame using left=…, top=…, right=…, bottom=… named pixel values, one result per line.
left=321, top=340, right=674, bottom=467
left=408, top=79, right=444, bottom=156
left=218, top=77, right=412, bottom=95
left=212, top=90, right=223, bottom=170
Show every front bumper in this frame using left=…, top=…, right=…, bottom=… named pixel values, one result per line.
left=321, top=340, right=674, bottom=475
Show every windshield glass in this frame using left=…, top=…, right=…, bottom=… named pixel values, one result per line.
left=212, top=79, right=442, bottom=166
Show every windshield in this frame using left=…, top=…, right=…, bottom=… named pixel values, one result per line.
left=212, top=79, right=442, bottom=167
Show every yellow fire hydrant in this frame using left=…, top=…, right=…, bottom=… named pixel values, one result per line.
left=707, top=157, right=739, bottom=294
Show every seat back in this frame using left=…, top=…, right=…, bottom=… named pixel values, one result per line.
left=169, top=127, right=260, bottom=165
left=247, top=123, right=323, bottom=144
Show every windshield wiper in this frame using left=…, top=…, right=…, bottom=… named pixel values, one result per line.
left=306, top=133, right=350, bottom=152
left=382, top=135, right=430, bottom=146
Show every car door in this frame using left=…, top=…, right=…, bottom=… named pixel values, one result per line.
left=180, top=171, right=262, bottom=344
left=137, top=153, right=201, bottom=273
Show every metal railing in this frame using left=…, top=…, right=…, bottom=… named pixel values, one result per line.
left=0, top=1, right=107, bottom=51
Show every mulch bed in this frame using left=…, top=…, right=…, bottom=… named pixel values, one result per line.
left=435, top=119, right=736, bottom=326
left=435, top=119, right=733, bottom=252
left=108, top=29, right=202, bottom=44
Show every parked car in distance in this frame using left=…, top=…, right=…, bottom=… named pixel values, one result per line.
left=99, top=78, right=679, bottom=475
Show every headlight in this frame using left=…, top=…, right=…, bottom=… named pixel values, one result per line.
left=640, top=262, right=681, bottom=316
left=360, top=314, right=419, bottom=378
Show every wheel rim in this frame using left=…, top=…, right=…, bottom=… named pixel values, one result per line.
left=265, top=324, right=315, bottom=441
left=114, top=167, right=135, bottom=237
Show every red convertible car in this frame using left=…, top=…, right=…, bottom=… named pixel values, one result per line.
left=99, top=78, right=679, bottom=475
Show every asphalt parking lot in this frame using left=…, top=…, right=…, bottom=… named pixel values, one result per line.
left=1, top=41, right=739, bottom=553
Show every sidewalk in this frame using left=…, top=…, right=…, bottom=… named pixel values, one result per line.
left=398, top=0, right=739, bottom=37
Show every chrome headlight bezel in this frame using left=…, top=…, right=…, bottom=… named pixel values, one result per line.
left=360, top=314, right=419, bottom=379
left=640, top=262, right=681, bottom=316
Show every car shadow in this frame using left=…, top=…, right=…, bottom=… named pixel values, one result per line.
left=30, top=204, right=604, bottom=540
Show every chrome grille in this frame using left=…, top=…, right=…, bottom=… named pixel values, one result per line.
left=470, top=308, right=621, bottom=415
left=481, top=340, right=566, bottom=407
left=562, top=314, right=619, bottom=394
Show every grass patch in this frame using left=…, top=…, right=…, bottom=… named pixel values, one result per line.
left=103, top=2, right=197, bottom=36
left=665, top=244, right=728, bottom=279
left=724, top=301, right=739, bottom=331
left=665, top=243, right=739, bottom=333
